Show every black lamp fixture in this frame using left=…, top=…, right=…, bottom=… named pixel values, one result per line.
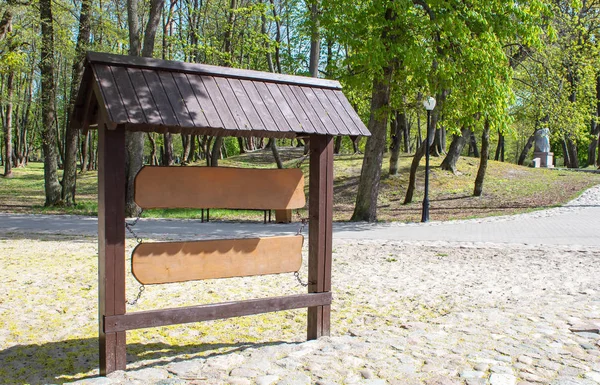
left=421, top=96, right=436, bottom=223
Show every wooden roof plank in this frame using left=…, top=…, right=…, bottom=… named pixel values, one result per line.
left=333, top=90, right=369, bottom=136
left=158, top=71, right=196, bottom=128
left=109, top=65, right=146, bottom=124
left=171, top=72, right=210, bottom=128
left=93, top=64, right=128, bottom=123
left=142, top=69, right=180, bottom=127
left=323, top=88, right=363, bottom=136
left=127, top=68, right=163, bottom=125
left=264, top=82, right=304, bottom=133
left=311, top=88, right=352, bottom=135
left=87, top=51, right=342, bottom=90
left=214, top=76, right=252, bottom=130
left=238, top=79, right=279, bottom=132
left=253, top=82, right=291, bottom=132
left=186, top=74, right=223, bottom=128
left=201, top=76, right=239, bottom=130
left=288, top=85, right=330, bottom=135
left=228, top=78, right=270, bottom=131
left=277, top=84, right=317, bottom=134
left=300, top=87, right=342, bottom=135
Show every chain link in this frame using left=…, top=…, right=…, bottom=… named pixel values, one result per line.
left=296, top=154, right=309, bottom=168
left=125, top=209, right=144, bottom=244
left=125, top=209, right=145, bottom=306
left=294, top=271, right=311, bottom=287
left=127, top=285, right=145, bottom=306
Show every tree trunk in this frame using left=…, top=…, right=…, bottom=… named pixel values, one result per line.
left=3, top=72, right=14, bottom=178
left=566, top=135, right=579, bottom=168
left=334, top=136, right=342, bottom=154
left=62, top=0, right=91, bottom=205
left=473, top=119, right=491, bottom=196
left=147, top=133, right=158, bottom=165
left=495, top=130, right=505, bottom=162
left=237, top=137, right=245, bottom=154
left=389, top=111, right=404, bottom=175
left=267, top=138, right=283, bottom=168
left=308, top=0, right=320, bottom=77
left=402, top=114, right=410, bottom=153
left=403, top=141, right=426, bottom=204
left=518, top=129, right=536, bottom=165
left=80, top=129, right=89, bottom=172
left=588, top=76, right=600, bottom=167
left=39, top=0, right=61, bottom=205
left=125, top=0, right=163, bottom=217
left=181, top=134, right=191, bottom=164
left=468, top=131, right=479, bottom=158
left=440, top=125, right=470, bottom=174
left=210, top=136, right=223, bottom=166
left=351, top=61, right=394, bottom=221
left=163, top=133, right=174, bottom=165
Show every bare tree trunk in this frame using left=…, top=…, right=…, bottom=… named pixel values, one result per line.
left=403, top=141, right=426, bottom=204
left=588, top=76, right=600, bottom=167
left=518, top=129, right=536, bottom=165
left=440, top=125, right=470, bottom=174
left=494, top=130, right=505, bottom=162
left=473, top=119, right=491, bottom=196
left=3, top=72, right=14, bottom=178
left=163, top=133, right=173, bottom=165
left=402, top=114, right=410, bottom=153
left=125, top=0, right=163, bottom=216
left=468, top=131, right=479, bottom=157
left=181, top=134, right=192, bottom=164
left=268, top=138, right=283, bottom=168
left=334, top=136, right=342, bottom=154
left=147, top=133, right=158, bottom=165
left=80, top=129, right=89, bottom=172
left=389, top=111, right=404, bottom=175
left=210, top=136, right=223, bottom=166
left=62, top=0, right=91, bottom=205
left=565, top=135, right=579, bottom=168
left=40, top=0, right=61, bottom=205
left=351, top=58, right=394, bottom=221
left=308, top=0, right=320, bottom=77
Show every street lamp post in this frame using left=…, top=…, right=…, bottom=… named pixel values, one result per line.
left=421, top=96, right=436, bottom=223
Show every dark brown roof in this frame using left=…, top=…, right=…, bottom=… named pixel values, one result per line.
left=71, top=52, right=370, bottom=138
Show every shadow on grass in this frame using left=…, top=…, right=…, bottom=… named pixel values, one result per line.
left=0, top=338, right=290, bottom=385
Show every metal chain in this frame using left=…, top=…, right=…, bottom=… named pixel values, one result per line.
left=294, top=271, right=310, bottom=287
left=125, top=209, right=145, bottom=305
left=296, top=154, right=309, bottom=168
left=127, top=285, right=145, bottom=306
left=125, top=209, right=145, bottom=244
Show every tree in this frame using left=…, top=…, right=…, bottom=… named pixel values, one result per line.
left=39, top=0, right=61, bottom=205
left=61, top=0, right=91, bottom=205
left=125, top=0, right=164, bottom=217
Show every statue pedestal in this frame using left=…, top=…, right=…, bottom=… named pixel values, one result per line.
left=533, top=152, right=554, bottom=168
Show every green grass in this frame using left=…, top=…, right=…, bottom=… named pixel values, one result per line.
left=2, top=147, right=600, bottom=222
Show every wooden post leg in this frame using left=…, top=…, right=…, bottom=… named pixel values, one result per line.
left=98, top=123, right=127, bottom=374
left=307, top=135, right=333, bottom=339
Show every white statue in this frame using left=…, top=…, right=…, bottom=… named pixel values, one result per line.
left=534, top=128, right=550, bottom=153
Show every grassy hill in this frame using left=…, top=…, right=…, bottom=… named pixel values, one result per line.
left=1, top=147, right=599, bottom=222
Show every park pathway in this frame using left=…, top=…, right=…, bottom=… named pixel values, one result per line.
left=1, top=184, right=599, bottom=247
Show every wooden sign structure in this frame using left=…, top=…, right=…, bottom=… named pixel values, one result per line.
left=70, top=52, right=370, bottom=375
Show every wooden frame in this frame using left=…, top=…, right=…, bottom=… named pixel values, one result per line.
left=98, top=128, right=334, bottom=374
left=73, top=50, right=370, bottom=376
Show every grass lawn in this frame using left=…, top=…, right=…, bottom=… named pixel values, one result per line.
left=1, top=147, right=599, bottom=222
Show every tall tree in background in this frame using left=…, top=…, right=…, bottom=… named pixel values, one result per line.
left=39, top=0, right=61, bottom=205
left=61, top=0, right=91, bottom=205
left=125, top=0, right=164, bottom=217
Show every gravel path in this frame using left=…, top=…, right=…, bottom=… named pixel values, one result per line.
left=1, top=187, right=599, bottom=385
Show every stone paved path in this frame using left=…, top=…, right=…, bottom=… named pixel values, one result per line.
left=1, top=184, right=600, bottom=247
left=1, top=186, right=599, bottom=385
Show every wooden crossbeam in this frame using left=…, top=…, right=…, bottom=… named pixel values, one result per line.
left=132, top=235, right=303, bottom=284
left=104, top=292, right=332, bottom=333
left=134, top=166, right=305, bottom=210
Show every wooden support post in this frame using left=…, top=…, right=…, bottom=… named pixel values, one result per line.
left=98, top=122, right=127, bottom=374
left=307, top=135, right=333, bottom=339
